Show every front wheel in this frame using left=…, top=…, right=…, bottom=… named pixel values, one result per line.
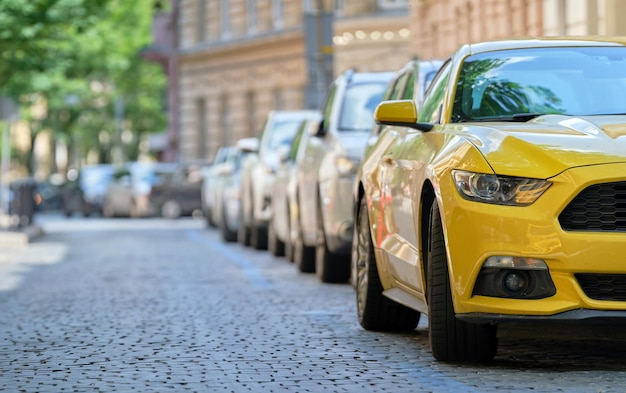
left=315, top=200, right=349, bottom=283
left=355, top=197, right=420, bottom=332
left=221, top=203, right=238, bottom=242
left=237, top=198, right=251, bottom=246
left=427, top=201, right=498, bottom=362
left=294, top=223, right=315, bottom=273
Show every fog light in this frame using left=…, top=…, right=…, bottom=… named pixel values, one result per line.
left=503, top=270, right=529, bottom=294
left=473, top=256, right=556, bottom=299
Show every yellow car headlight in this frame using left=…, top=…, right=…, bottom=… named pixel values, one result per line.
left=452, top=170, right=551, bottom=206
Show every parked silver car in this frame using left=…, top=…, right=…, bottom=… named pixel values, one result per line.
left=269, top=114, right=322, bottom=260
left=102, top=162, right=177, bottom=218
left=294, top=70, right=394, bottom=282
left=201, top=146, right=236, bottom=228
left=238, top=110, right=320, bottom=250
left=216, top=138, right=258, bottom=242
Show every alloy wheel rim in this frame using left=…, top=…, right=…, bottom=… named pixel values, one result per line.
left=356, top=205, right=369, bottom=318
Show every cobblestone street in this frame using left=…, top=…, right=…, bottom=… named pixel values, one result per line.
left=1, top=215, right=626, bottom=392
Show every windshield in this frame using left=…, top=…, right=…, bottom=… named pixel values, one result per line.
left=339, top=82, right=387, bottom=131
left=452, top=47, right=626, bottom=122
left=267, top=119, right=304, bottom=149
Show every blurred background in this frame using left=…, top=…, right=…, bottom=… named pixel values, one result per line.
left=0, top=0, right=624, bottom=228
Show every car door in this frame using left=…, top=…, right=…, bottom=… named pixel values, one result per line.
left=379, top=61, right=452, bottom=293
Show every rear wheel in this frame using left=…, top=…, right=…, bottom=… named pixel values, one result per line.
left=237, top=198, right=251, bottom=246
left=427, top=202, right=498, bottom=362
left=315, top=200, right=349, bottom=283
left=251, top=222, right=268, bottom=250
left=355, top=197, right=420, bottom=331
left=221, top=204, right=237, bottom=242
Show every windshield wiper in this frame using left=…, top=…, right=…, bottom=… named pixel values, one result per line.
left=463, top=113, right=547, bottom=123
left=510, top=113, right=546, bottom=122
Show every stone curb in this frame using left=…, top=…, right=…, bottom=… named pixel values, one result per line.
left=0, top=225, right=45, bottom=246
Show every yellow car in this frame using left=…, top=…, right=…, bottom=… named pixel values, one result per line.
left=353, top=37, right=626, bottom=362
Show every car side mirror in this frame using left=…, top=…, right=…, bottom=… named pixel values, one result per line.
left=277, top=144, right=291, bottom=164
left=374, top=100, right=434, bottom=132
left=237, top=137, right=259, bottom=153
left=309, top=118, right=325, bottom=138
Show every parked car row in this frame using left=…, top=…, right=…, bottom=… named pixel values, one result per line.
left=205, top=36, right=626, bottom=363
left=62, top=161, right=204, bottom=219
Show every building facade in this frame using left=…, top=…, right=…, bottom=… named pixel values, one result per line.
left=156, top=0, right=626, bottom=163
left=409, top=0, right=626, bottom=59
left=175, top=0, right=412, bottom=163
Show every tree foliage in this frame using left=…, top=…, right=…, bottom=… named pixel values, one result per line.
left=0, top=0, right=167, bottom=171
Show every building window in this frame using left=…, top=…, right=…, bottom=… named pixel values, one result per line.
left=221, top=0, right=231, bottom=39
left=196, top=0, right=206, bottom=43
left=273, top=0, right=283, bottom=30
left=221, top=96, right=231, bottom=146
left=196, top=98, right=206, bottom=159
left=247, top=0, right=257, bottom=34
left=334, top=0, right=345, bottom=15
left=246, top=91, right=256, bottom=137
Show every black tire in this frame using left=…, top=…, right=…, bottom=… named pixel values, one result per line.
left=268, top=219, right=285, bottom=257
left=315, top=200, right=350, bottom=283
left=237, top=201, right=251, bottom=246
left=294, top=223, right=315, bottom=273
left=221, top=205, right=237, bottom=242
left=251, top=223, right=268, bottom=250
left=427, top=202, right=498, bottom=362
left=355, top=197, right=420, bottom=331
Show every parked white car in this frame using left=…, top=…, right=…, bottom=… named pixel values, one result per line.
left=217, top=138, right=258, bottom=242
left=269, top=114, right=322, bottom=260
left=201, top=146, right=236, bottom=228
left=238, top=110, right=320, bottom=250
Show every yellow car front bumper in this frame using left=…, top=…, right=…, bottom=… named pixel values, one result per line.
left=441, top=162, right=626, bottom=318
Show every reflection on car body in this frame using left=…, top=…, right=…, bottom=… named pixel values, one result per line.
left=353, top=37, right=626, bottom=362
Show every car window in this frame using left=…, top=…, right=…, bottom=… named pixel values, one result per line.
left=288, top=121, right=307, bottom=162
left=391, top=71, right=410, bottom=100
left=321, top=84, right=337, bottom=135
left=267, top=118, right=305, bottom=149
left=419, top=60, right=452, bottom=123
left=452, top=47, right=626, bottom=122
left=339, top=82, right=387, bottom=132
left=401, top=70, right=415, bottom=100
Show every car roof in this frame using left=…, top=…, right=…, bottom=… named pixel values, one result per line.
left=463, top=36, right=626, bottom=56
left=344, top=70, right=395, bottom=84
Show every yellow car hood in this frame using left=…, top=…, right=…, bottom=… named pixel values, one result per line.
left=462, top=114, right=626, bottom=179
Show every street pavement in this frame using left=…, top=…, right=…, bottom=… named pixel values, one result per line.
left=1, top=213, right=626, bottom=392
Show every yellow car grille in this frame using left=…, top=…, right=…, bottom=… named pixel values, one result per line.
left=576, top=273, right=626, bottom=301
left=559, top=182, right=626, bottom=231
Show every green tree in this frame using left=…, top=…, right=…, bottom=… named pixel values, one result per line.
left=0, top=0, right=166, bottom=174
